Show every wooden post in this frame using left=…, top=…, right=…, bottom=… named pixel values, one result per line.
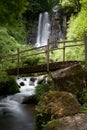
left=46, top=40, right=50, bottom=72
left=17, top=48, right=20, bottom=75
left=63, top=42, right=65, bottom=61
left=84, top=34, right=87, bottom=63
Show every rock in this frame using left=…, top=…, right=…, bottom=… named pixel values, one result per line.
left=20, top=82, right=25, bottom=86
left=36, top=91, right=81, bottom=130
left=30, top=77, right=37, bottom=82
left=37, top=75, right=47, bottom=84
left=51, top=64, right=86, bottom=95
left=43, top=113, right=87, bottom=130
left=36, top=91, right=81, bottom=118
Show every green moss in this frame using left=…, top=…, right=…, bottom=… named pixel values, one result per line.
left=35, top=83, right=51, bottom=102
left=0, top=70, right=19, bottom=95
left=43, top=119, right=58, bottom=130
left=35, top=91, right=81, bottom=130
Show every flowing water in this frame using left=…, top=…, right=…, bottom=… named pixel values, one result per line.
left=0, top=76, right=41, bottom=130
left=36, top=12, right=50, bottom=47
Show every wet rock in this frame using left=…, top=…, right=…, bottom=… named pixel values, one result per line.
left=20, top=82, right=25, bottom=86
left=37, top=75, right=46, bottom=84
left=43, top=113, right=87, bottom=130
left=30, top=77, right=36, bottom=82
left=24, top=78, right=27, bottom=81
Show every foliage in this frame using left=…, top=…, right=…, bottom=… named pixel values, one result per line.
left=8, top=19, right=28, bottom=45
left=35, top=83, right=51, bottom=102
left=50, top=42, right=84, bottom=62
left=77, top=87, right=87, bottom=114
left=0, top=70, right=19, bottom=95
left=61, top=0, right=81, bottom=11
left=0, top=27, right=20, bottom=57
left=23, top=56, right=39, bottom=67
left=0, top=0, right=28, bottom=25
left=78, top=88, right=87, bottom=105
left=59, top=0, right=81, bottom=17
left=21, top=45, right=54, bottom=68
left=0, top=27, right=21, bottom=69
left=67, top=0, right=87, bottom=39
left=24, top=0, right=60, bottom=21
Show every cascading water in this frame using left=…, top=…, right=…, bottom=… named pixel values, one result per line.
left=36, top=12, right=50, bottom=47
left=0, top=76, right=43, bottom=130
left=36, top=10, right=66, bottom=48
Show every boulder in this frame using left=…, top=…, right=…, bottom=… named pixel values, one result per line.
left=43, top=113, right=87, bottom=130
left=51, top=64, right=86, bottom=95
left=36, top=91, right=81, bottom=130
left=36, top=91, right=81, bottom=117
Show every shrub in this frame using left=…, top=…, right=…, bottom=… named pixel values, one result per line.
left=23, top=56, right=39, bottom=67
left=0, top=70, right=19, bottom=95
left=35, top=83, right=51, bottom=102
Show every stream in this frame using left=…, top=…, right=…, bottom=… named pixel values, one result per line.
left=0, top=76, right=41, bottom=130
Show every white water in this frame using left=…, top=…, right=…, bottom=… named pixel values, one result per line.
left=0, top=76, right=41, bottom=116
left=16, top=77, right=38, bottom=96
left=36, top=12, right=50, bottom=47
left=0, top=76, right=42, bottom=130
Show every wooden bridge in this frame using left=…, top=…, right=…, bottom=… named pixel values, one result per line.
left=7, top=61, right=80, bottom=75
left=1, top=35, right=87, bottom=75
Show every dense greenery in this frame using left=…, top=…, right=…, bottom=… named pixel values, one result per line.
left=67, top=0, right=87, bottom=39
left=24, top=0, right=61, bottom=21
left=0, top=27, right=20, bottom=57
left=0, top=0, right=28, bottom=25
left=35, top=83, right=52, bottom=102
left=0, top=70, right=19, bottom=95
left=8, top=20, right=28, bottom=45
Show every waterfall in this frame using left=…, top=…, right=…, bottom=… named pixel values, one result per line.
left=36, top=11, right=66, bottom=48
left=36, top=12, right=50, bottom=47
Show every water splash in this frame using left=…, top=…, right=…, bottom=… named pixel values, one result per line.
left=36, top=12, right=50, bottom=47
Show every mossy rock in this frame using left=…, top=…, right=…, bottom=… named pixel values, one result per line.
left=36, top=91, right=81, bottom=130
left=43, top=114, right=87, bottom=130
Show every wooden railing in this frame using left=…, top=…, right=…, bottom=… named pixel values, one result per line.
left=0, top=35, right=87, bottom=75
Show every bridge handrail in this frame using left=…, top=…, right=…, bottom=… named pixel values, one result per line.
left=0, top=36, right=87, bottom=75
left=0, top=39, right=83, bottom=59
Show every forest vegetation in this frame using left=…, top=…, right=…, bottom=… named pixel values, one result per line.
left=0, top=0, right=86, bottom=70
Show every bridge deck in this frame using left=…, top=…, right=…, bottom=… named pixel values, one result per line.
left=7, top=61, right=80, bottom=75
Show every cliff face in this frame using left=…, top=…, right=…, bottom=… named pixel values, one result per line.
left=27, top=11, right=67, bottom=46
